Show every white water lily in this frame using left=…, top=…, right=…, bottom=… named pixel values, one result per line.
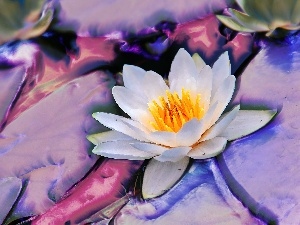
left=88, top=48, right=276, bottom=163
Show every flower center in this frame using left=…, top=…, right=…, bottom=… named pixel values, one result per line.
left=148, top=88, right=204, bottom=132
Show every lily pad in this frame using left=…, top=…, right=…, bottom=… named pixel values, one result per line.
left=0, top=177, right=22, bottom=224
left=0, top=0, right=53, bottom=44
left=54, top=0, right=234, bottom=36
left=0, top=66, right=25, bottom=130
left=218, top=37, right=300, bottom=224
left=114, top=159, right=263, bottom=225
left=0, top=70, right=118, bottom=220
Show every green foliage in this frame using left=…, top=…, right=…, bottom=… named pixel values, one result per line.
left=217, top=0, right=300, bottom=37
left=0, top=0, right=53, bottom=44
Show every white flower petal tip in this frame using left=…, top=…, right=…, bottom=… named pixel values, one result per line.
left=92, top=140, right=156, bottom=160
left=122, top=64, right=146, bottom=93
left=92, top=112, right=101, bottom=120
left=188, top=137, right=228, bottom=159
left=220, top=109, right=277, bottom=141
left=142, top=157, right=190, bottom=199
left=192, top=53, right=206, bottom=72
left=87, top=135, right=98, bottom=145
left=87, top=130, right=133, bottom=145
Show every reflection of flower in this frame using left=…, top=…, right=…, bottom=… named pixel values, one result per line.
left=0, top=0, right=53, bottom=45
left=88, top=48, right=275, bottom=162
left=217, top=0, right=300, bottom=37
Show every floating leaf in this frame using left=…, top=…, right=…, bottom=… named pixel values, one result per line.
left=0, top=177, right=22, bottom=224
left=115, top=160, right=261, bottom=224
left=217, top=0, right=300, bottom=37
left=0, top=66, right=25, bottom=130
left=0, top=70, right=117, bottom=220
left=0, top=0, right=53, bottom=44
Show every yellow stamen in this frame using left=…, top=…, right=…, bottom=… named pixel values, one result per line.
left=148, top=88, right=205, bottom=132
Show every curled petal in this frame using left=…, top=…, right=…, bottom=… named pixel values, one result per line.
left=188, top=137, right=227, bottom=159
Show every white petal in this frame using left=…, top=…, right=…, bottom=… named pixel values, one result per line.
left=87, top=130, right=133, bottom=145
left=142, top=70, right=169, bottom=102
left=209, top=75, right=236, bottom=127
left=122, top=64, right=146, bottom=95
left=219, top=109, right=276, bottom=141
left=211, top=52, right=231, bottom=97
left=199, top=101, right=218, bottom=133
left=147, top=131, right=177, bottom=147
left=112, top=86, right=151, bottom=124
left=142, top=157, right=190, bottom=199
left=192, top=53, right=206, bottom=72
left=201, top=105, right=240, bottom=141
left=92, top=112, right=148, bottom=142
left=168, top=48, right=198, bottom=93
left=196, top=65, right=213, bottom=111
left=131, top=142, right=168, bottom=155
left=188, top=137, right=227, bottom=159
left=154, top=147, right=191, bottom=162
left=92, top=140, right=156, bottom=160
left=176, top=118, right=204, bottom=146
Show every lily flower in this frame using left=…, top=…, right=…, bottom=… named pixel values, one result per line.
left=88, top=48, right=276, bottom=163
left=216, top=0, right=300, bottom=37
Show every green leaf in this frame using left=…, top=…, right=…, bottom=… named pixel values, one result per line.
left=236, top=0, right=273, bottom=23
left=142, top=157, right=190, bottom=199
left=229, top=9, right=270, bottom=32
left=0, top=0, right=50, bottom=44
left=290, top=0, right=300, bottom=24
left=216, top=15, right=255, bottom=32
left=17, top=7, right=54, bottom=40
left=271, top=0, right=293, bottom=23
